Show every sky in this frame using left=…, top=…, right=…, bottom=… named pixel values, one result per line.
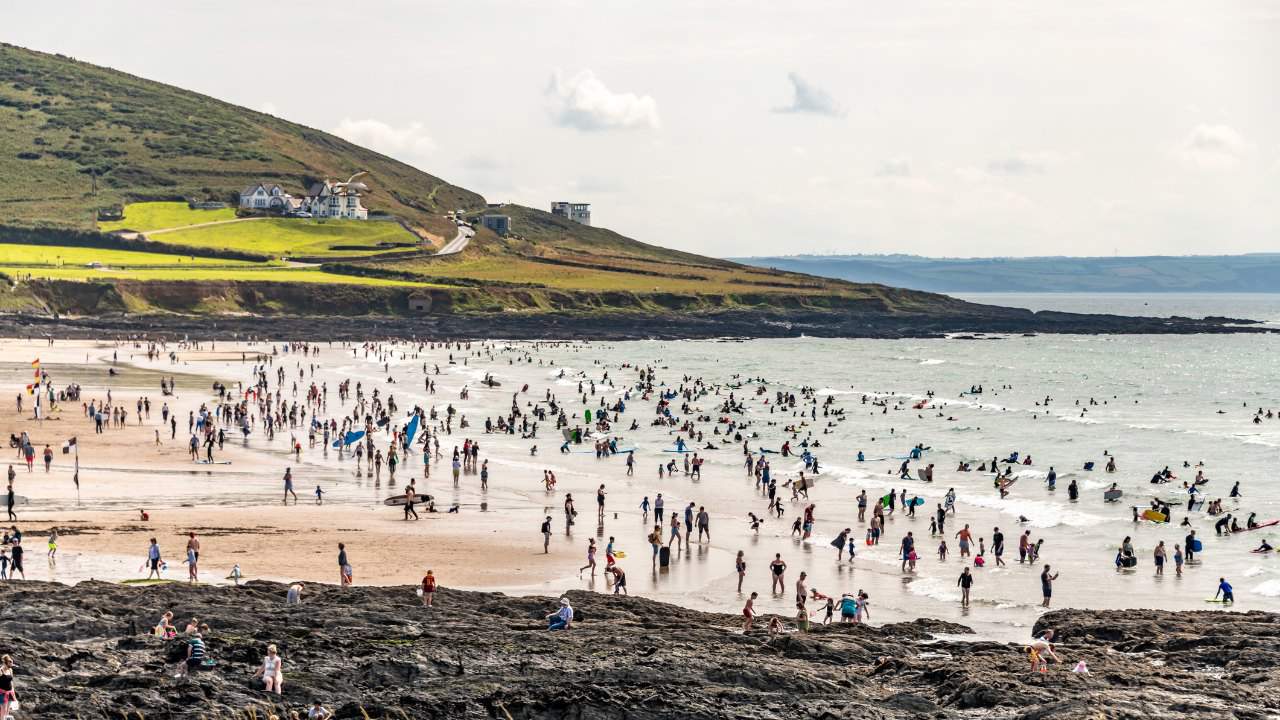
left=7, top=0, right=1278, bottom=258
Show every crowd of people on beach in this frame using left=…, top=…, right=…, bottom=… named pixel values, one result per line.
left=1, top=335, right=1275, bottom=715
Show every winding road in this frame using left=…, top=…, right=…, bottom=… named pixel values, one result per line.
left=435, top=223, right=473, bottom=256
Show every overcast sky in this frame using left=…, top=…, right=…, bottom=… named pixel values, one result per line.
left=8, top=1, right=1278, bottom=257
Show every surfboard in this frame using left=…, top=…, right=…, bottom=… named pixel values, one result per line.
left=384, top=493, right=433, bottom=506
left=998, top=478, right=1017, bottom=490
left=1191, top=539, right=1203, bottom=552
left=1103, top=489, right=1123, bottom=502
left=909, top=497, right=926, bottom=507
left=193, top=460, right=232, bottom=465
left=1141, top=509, right=1167, bottom=523
left=1204, top=599, right=1231, bottom=603
left=1233, top=520, right=1279, bottom=533
left=614, top=551, right=627, bottom=558
left=120, top=578, right=176, bottom=586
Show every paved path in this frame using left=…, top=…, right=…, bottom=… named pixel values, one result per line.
left=435, top=223, right=473, bottom=256
left=146, top=217, right=268, bottom=236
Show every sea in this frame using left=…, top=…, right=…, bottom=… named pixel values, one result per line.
left=22, top=293, right=1280, bottom=641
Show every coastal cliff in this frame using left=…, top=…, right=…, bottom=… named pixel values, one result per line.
left=1, top=580, right=1276, bottom=718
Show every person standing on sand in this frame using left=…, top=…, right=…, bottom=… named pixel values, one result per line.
left=1040, top=565, right=1059, bottom=607
left=596, top=484, right=607, bottom=520
left=6, top=476, right=16, bottom=522
left=338, top=543, right=352, bottom=587
left=696, top=506, right=711, bottom=542
left=541, top=515, right=553, bottom=553
left=146, top=537, right=162, bottom=580
left=735, top=550, right=746, bottom=592
left=186, top=532, right=200, bottom=566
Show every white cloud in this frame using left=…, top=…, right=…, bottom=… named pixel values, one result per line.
left=331, top=118, right=437, bottom=164
left=986, top=152, right=1057, bottom=176
left=1178, top=124, right=1251, bottom=169
left=774, top=72, right=845, bottom=118
left=876, top=158, right=913, bottom=178
left=547, top=70, right=660, bottom=132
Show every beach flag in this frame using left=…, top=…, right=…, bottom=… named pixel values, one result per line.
left=25, top=384, right=35, bottom=395
left=62, top=437, right=77, bottom=454
left=31, top=358, right=39, bottom=367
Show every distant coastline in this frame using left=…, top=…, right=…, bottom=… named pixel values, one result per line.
left=730, top=254, right=1280, bottom=294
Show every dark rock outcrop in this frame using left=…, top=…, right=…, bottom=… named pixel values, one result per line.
left=0, top=581, right=1276, bottom=718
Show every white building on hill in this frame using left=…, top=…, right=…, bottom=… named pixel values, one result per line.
left=550, top=201, right=591, bottom=226
left=239, top=173, right=371, bottom=219
left=239, top=183, right=293, bottom=210
left=304, top=178, right=369, bottom=220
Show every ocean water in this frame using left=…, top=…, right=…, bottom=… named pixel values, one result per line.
left=308, top=314, right=1280, bottom=639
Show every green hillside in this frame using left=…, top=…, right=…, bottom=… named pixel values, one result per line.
left=0, top=43, right=478, bottom=242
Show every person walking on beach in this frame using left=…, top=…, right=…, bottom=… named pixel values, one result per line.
left=580, top=539, right=598, bottom=576
left=696, top=505, right=711, bottom=542
left=421, top=569, right=436, bottom=606
left=283, top=468, right=297, bottom=504
left=564, top=493, right=577, bottom=531
left=957, top=567, right=973, bottom=607
left=541, top=515, right=553, bottom=553
left=992, top=527, right=1006, bottom=567
left=735, top=550, right=746, bottom=591
left=6, top=478, right=16, bottom=522
left=668, top=512, right=682, bottom=547
left=1040, top=565, right=1059, bottom=607
left=338, top=543, right=352, bottom=587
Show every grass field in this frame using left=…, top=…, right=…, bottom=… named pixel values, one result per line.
left=97, top=201, right=236, bottom=233
left=154, top=217, right=419, bottom=258
left=0, top=265, right=434, bottom=286
left=0, top=243, right=266, bottom=267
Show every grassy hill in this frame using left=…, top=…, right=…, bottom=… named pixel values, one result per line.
left=0, top=43, right=478, bottom=242
left=0, top=42, right=1178, bottom=336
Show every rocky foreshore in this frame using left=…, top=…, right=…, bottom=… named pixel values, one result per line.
left=1, top=581, right=1276, bottom=719
left=0, top=307, right=1268, bottom=343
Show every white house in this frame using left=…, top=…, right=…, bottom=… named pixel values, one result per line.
left=303, top=178, right=369, bottom=220
left=239, top=183, right=293, bottom=210
left=550, top=201, right=591, bottom=226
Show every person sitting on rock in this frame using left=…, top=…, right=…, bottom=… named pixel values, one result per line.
left=546, top=597, right=574, bottom=631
